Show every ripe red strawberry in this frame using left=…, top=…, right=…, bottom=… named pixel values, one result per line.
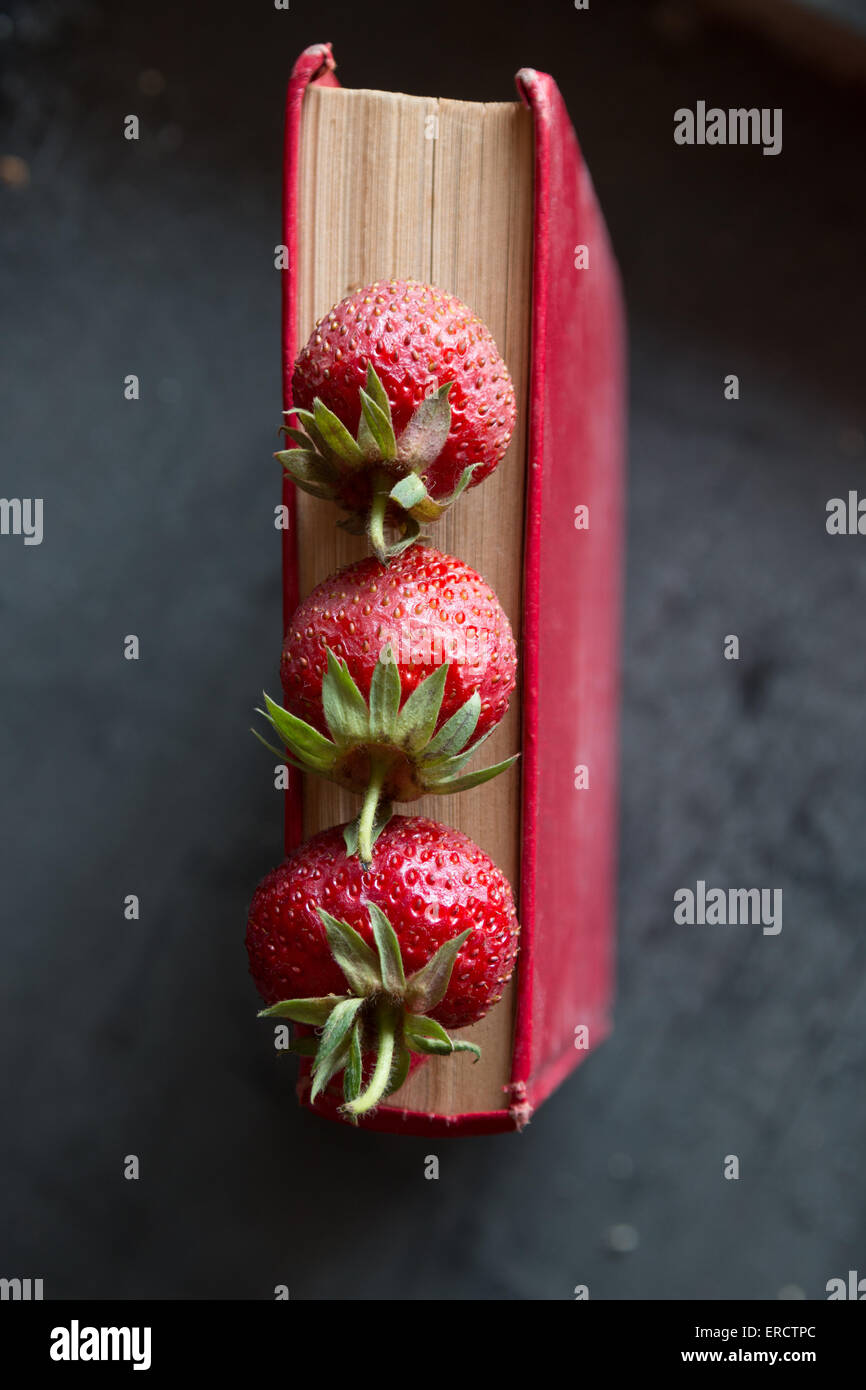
left=246, top=816, right=520, bottom=1116
left=279, top=279, right=516, bottom=560
left=255, top=546, right=518, bottom=866
left=282, top=546, right=515, bottom=739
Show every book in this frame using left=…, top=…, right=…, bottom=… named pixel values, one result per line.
left=280, top=44, right=625, bottom=1134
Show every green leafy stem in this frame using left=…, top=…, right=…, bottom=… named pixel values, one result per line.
left=252, top=646, right=517, bottom=867
left=261, top=902, right=480, bottom=1117
left=277, top=364, right=476, bottom=562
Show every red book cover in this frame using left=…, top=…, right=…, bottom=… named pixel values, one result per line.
left=279, top=44, right=625, bottom=1135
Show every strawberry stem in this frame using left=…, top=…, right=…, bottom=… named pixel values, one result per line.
left=343, top=1001, right=397, bottom=1116
left=357, top=754, right=389, bottom=870
left=261, top=906, right=487, bottom=1115
left=368, top=469, right=392, bottom=565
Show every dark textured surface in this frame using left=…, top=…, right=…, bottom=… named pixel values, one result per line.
left=1, top=0, right=864, bottom=1300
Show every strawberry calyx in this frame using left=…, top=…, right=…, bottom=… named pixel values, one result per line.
left=252, top=646, right=518, bottom=867
left=277, top=364, right=476, bottom=562
left=259, top=902, right=481, bottom=1118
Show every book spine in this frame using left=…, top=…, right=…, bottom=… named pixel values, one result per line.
left=513, top=69, right=625, bottom=1114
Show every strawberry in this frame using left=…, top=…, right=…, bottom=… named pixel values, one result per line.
left=279, top=279, right=516, bottom=561
left=246, top=816, right=520, bottom=1116
left=254, top=546, right=518, bottom=867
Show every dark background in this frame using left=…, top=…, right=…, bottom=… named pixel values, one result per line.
left=1, top=0, right=864, bottom=1300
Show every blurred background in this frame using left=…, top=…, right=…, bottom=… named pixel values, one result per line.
left=1, top=0, right=864, bottom=1300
